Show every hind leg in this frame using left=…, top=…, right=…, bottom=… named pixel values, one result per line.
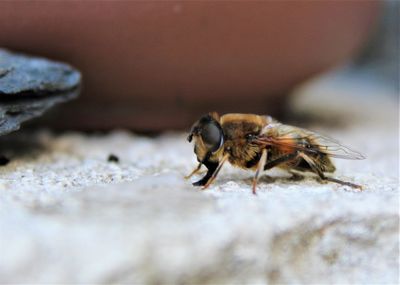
left=288, top=169, right=305, bottom=181
left=298, top=152, right=363, bottom=190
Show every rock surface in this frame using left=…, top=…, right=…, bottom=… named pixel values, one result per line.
left=0, top=49, right=80, bottom=135
left=0, top=71, right=398, bottom=284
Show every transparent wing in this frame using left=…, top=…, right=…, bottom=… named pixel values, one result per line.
left=256, top=125, right=365, bottom=160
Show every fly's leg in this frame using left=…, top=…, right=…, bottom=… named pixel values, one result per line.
left=192, top=161, right=218, bottom=187
left=324, top=176, right=363, bottom=189
left=185, top=163, right=202, bottom=179
left=288, top=170, right=305, bottom=181
left=257, top=152, right=301, bottom=186
left=298, top=152, right=363, bottom=190
left=252, top=149, right=267, bottom=195
left=202, top=154, right=229, bottom=189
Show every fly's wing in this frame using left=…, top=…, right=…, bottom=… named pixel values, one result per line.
left=256, top=124, right=365, bottom=160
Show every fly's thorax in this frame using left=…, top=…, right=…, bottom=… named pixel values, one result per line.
left=222, top=135, right=263, bottom=169
left=221, top=119, right=265, bottom=142
left=216, top=115, right=267, bottom=169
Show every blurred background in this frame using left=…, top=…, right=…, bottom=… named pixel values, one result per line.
left=0, top=0, right=398, bottom=131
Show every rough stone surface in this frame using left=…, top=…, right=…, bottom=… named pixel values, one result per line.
left=0, top=49, right=80, bottom=95
left=0, top=49, right=80, bottom=135
left=0, top=71, right=398, bottom=284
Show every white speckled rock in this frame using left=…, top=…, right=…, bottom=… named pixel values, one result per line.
left=0, top=71, right=398, bottom=284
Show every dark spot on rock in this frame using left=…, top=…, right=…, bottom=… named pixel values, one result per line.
left=108, top=154, right=119, bottom=163
left=0, top=68, right=11, bottom=78
left=6, top=109, right=21, bottom=116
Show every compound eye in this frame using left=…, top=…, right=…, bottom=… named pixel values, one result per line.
left=201, top=122, right=223, bottom=151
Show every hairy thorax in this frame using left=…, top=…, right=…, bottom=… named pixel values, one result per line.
left=220, top=114, right=266, bottom=169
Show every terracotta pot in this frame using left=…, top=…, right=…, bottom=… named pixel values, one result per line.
left=0, top=1, right=380, bottom=131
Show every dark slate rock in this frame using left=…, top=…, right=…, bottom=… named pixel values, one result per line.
left=0, top=49, right=81, bottom=95
left=0, top=49, right=81, bottom=135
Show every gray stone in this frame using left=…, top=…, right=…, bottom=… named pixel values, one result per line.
left=0, top=49, right=80, bottom=95
left=0, top=49, right=80, bottom=135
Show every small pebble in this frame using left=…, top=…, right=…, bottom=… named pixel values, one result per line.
left=107, top=154, right=119, bottom=163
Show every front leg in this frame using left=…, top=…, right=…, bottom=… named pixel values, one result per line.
left=185, top=163, right=202, bottom=179
left=193, top=160, right=218, bottom=186
left=193, top=154, right=229, bottom=189
left=202, top=154, right=229, bottom=189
